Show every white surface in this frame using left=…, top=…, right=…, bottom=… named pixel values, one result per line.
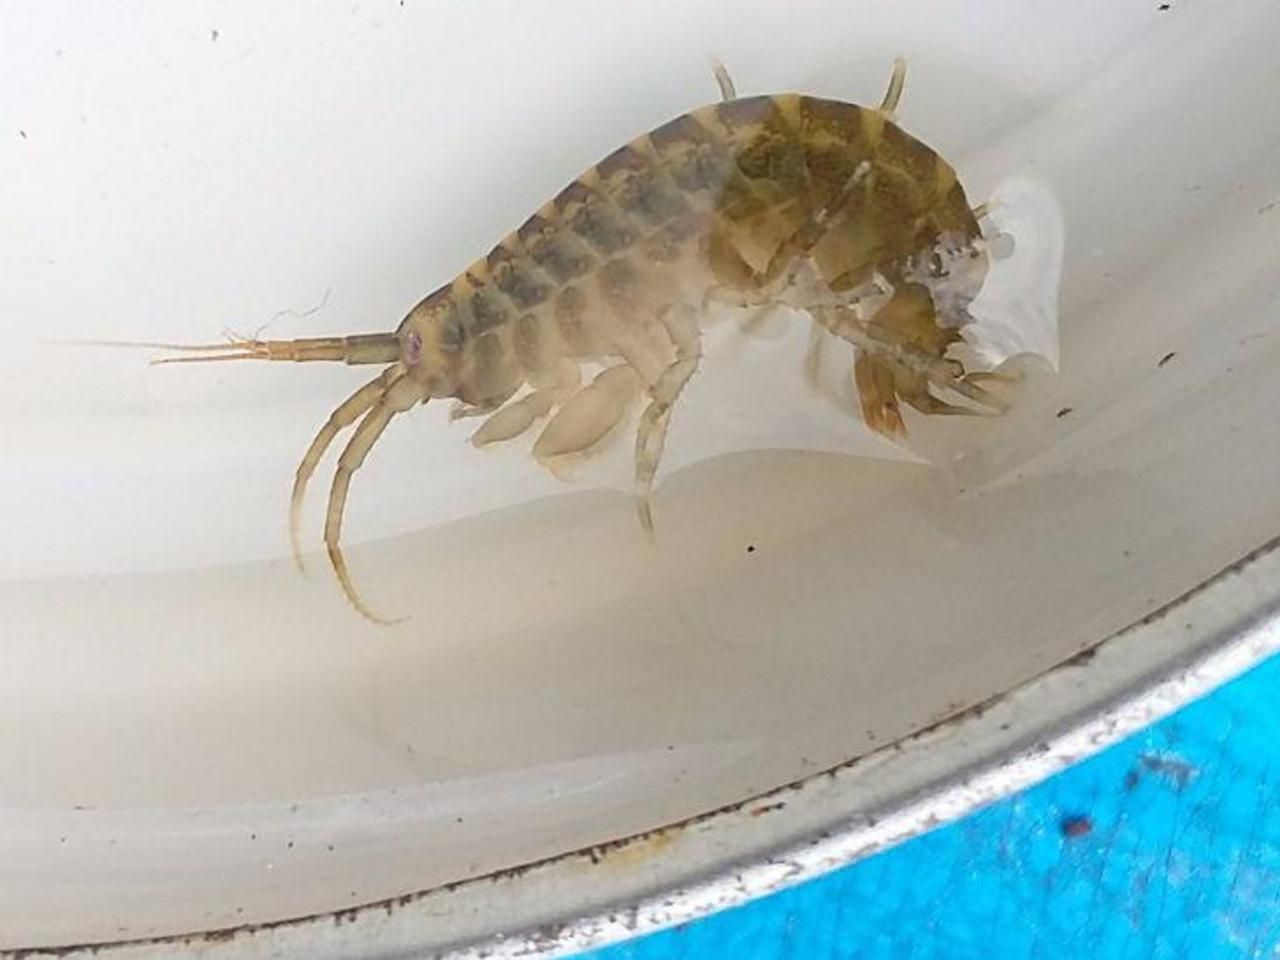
left=1, top=0, right=1279, bottom=950
left=27, top=514, right=1280, bottom=960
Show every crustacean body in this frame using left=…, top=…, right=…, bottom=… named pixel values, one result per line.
left=148, top=60, right=1003, bottom=622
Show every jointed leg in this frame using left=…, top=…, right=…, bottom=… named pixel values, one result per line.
left=324, top=374, right=421, bottom=625
left=711, top=58, right=737, bottom=102
left=879, top=57, right=907, bottom=119
left=814, top=305, right=1008, bottom=437
left=634, top=306, right=702, bottom=535
left=291, top=363, right=403, bottom=572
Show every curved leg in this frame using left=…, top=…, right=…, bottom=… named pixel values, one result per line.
left=290, top=364, right=403, bottom=572
left=711, top=57, right=737, bottom=102
left=324, top=374, right=422, bottom=625
left=634, top=306, right=703, bottom=536
left=879, top=57, right=907, bottom=119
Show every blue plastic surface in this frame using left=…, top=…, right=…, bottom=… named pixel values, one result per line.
left=578, top=653, right=1280, bottom=959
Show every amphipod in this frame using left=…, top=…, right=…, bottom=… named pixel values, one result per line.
left=149, top=59, right=1004, bottom=622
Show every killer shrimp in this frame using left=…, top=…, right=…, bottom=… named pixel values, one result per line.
left=147, top=59, right=1006, bottom=623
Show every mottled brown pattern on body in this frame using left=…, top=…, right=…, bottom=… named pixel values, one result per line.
left=430, top=89, right=982, bottom=403
left=876, top=122, right=943, bottom=201
left=796, top=95, right=865, bottom=135
left=597, top=257, right=639, bottom=303
left=515, top=214, right=555, bottom=249
left=654, top=122, right=733, bottom=196
left=553, top=285, right=592, bottom=355
left=734, top=124, right=805, bottom=186
left=936, top=181, right=982, bottom=235
left=493, top=259, right=551, bottom=311
left=567, top=192, right=639, bottom=256
left=526, top=228, right=594, bottom=283
left=185, top=61, right=1001, bottom=626
left=416, top=283, right=454, bottom=314
left=614, top=163, right=690, bottom=227
left=796, top=98, right=872, bottom=203
left=648, top=112, right=710, bottom=152
left=461, top=328, right=519, bottom=405
left=467, top=278, right=514, bottom=334
left=551, top=178, right=596, bottom=216
left=595, top=143, right=651, bottom=181
left=713, top=95, right=783, bottom=133
left=512, top=312, right=547, bottom=375
left=641, top=213, right=703, bottom=265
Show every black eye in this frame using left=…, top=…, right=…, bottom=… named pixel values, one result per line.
left=929, top=252, right=948, bottom=278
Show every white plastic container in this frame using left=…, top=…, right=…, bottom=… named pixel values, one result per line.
left=2, top=2, right=1279, bottom=956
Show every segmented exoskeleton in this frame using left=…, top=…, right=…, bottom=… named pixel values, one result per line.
left=148, top=60, right=1003, bottom=622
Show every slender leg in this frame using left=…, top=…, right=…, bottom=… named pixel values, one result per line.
left=711, top=58, right=737, bottom=102
left=879, top=57, right=907, bottom=119
left=290, top=364, right=402, bottom=572
left=819, top=305, right=1007, bottom=409
left=634, top=306, right=702, bottom=536
left=324, top=374, right=421, bottom=625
